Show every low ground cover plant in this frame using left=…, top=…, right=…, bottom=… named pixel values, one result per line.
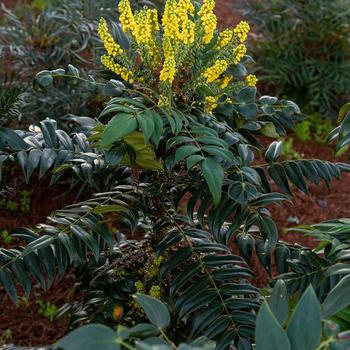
left=1, top=0, right=350, bottom=349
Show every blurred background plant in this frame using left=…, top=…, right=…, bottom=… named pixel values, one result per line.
left=0, top=0, right=163, bottom=127
left=239, top=0, right=350, bottom=120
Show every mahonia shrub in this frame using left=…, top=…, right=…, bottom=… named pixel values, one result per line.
left=98, top=0, right=257, bottom=112
left=1, top=1, right=350, bottom=350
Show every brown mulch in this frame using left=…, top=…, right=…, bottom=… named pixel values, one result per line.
left=0, top=276, right=76, bottom=347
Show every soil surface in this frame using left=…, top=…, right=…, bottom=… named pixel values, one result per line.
left=2, top=0, right=350, bottom=347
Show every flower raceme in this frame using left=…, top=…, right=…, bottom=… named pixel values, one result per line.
left=97, top=0, right=255, bottom=111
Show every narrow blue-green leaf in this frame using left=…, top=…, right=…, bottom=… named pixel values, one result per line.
left=255, top=302, right=291, bottom=350
left=287, top=286, right=321, bottom=350
left=58, top=324, right=120, bottom=350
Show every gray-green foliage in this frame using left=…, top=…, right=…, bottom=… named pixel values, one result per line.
left=256, top=283, right=350, bottom=350
left=239, top=0, right=350, bottom=117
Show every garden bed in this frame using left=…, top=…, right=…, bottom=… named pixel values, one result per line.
left=1, top=0, right=350, bottom=348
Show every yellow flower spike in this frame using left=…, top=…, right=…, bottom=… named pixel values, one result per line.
left=219, top=75, right=232, bottom=89
left=233, top=43, right=247, bottom=64
left=205, top=96, right=218, bottom=113
left=215, top=29, right=233, bottom=50
left=134, top=9, right=152, bottom=44
left=162, top=36, right=175, bottom=59
left=118, top=0, right=136, bottom=34
left=178, top=0, right=195, bottom=17
left=101, top=55, right=134, bottom=84
left=162, top=0, right=180, bottom=40
left=180, top=20, right=196, bottom=44
left=203, top=59, right=228, bottom=83
left=198, top=0, right=217, bottom=44
left=147, top=8, right=159, bottom=32
left=246, top=74, right=258, bottom=87
left=160, top=55, right=176, bottom=84
left=98, top=18, right=124, bottom=57
left=234, top=20, right=250, bottom=43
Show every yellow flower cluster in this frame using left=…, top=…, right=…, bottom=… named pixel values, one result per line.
left=215, top=29, right=233, bottom=50
left=233, top=44, right=247, bottom=64
left=203, top=59, right=228, bottom=83
left=98, top=0, right=257, bottom=110
left=162, top=0, right=180, bottom=40
left=178, top=0, right=195, bottom=44
left=101, top=55, right=134, bottom=84
left=149, top=285, right=161, bottom=299
left=246, top=74, right=258, bottom=86
left=198, top=0, right=217, bottom=44
left=205, top=96, right=218, bottom=113
left=219, top=75, right=232, bottom=89
left=234, top=21, right=250, bottom=43
left=118, top=0, right=136, bottom=33
left=179, top=19, right=196, bottom=44
left=133, top=8, right=159, bottom=45
left=160, top=56, right=176, bottom=83
left=98, top=18, right=124, bottom=57
left=162, top=36, right=175, bottom=59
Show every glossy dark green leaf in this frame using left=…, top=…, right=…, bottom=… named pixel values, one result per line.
left=0, top=267, right=17, bottom=302
left=133, top=294, right=170, bottom=329
left=268, top=164, right=291, bottom=194
left=174, top=145, right=200, bottom=164
left=101, top=113, right=138, bottom=147
left=201, top=158, right=224, bottom=206
left=258, top=216, right=278, bottom=252
left=265, top=141, right=282, bottom=163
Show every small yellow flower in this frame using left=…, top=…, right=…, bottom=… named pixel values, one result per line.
left=203, top=59, right=228, bottom=83
left=246, top=74, right=258, bottom=87
left=160, top=55, right=176, bottom=84
left=205, top=96, right=218, bottom=113
left=233, top=44, right=247, bottom=64
left=101, top=55, right=134, bottom=84
left=234, top=21, right=250, bottom=43
left=98, top=18, right=124, bottom=57
left=118, top=0, right=136, bottom=34
left=215, top=29, right=233, bottom=49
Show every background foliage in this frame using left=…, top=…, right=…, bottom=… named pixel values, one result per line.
left=239, top=0, right=350, bottom=118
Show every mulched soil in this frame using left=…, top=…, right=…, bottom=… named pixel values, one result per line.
left=2, top=0, right=350, bottom=346
left=0, top=276, right=76, bottom=347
